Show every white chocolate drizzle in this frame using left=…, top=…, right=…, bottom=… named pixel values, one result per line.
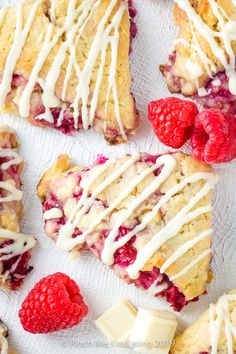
left=174, top=0, right=236, bottom=95
left=0, top=149, right=22, bottom=170
left=209, top=293, right=236, bottom=354
left=55, top=154, right=217, bottom=284
left=0, top=229, right=36, bottom=262
left=0, top=181, right=23, bottom=202
left=0, top=322, right=8, bottom=354
left=147, top=275, right=168, bottom=296
left=1, top=0, right=129, bottom=139
left=44, top=207, right=63, bottom=220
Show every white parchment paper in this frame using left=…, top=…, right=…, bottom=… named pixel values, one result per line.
left=0, top=1, right=236, bottom=353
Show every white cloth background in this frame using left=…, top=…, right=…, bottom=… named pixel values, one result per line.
left=0, top=0, right=236, bottom=353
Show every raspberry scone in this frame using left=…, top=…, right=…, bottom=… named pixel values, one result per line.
left=37, top=152, right=218, bottom=311
left=0, top=0, right=138, bottom=144
left=0, top=321, right=18, bottom=354
left=0, top=126, right=36, bottom=290
left=161, top=0, right=236, bottom=115
left=171, top=290, right=236, bottom=354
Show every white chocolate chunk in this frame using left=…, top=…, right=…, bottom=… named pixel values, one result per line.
left=95, top=299, right=137, bottom=342
left=129, top=309, right=177, bottom=354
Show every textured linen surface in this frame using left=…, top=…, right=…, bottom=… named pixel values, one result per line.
left=0, top=0, right=236, bottom=353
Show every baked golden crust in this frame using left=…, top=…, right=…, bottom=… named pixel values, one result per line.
left=162, top=0, right=236, bottom=96
left=37, top=152, right=215, bottom=304
left=171, top=290, right=236, bottom=354
left=0, top=0, right=138, bottom=143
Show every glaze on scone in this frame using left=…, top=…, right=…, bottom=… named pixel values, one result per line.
left=161, top=0, right=236, bottom=115
left=37, top=152, right=217, bottom=311
left=171, top=290, right=236, bottom=354
left=0, top=0, right=138, bottom=144
left=0, top=126, right=36, bottom=290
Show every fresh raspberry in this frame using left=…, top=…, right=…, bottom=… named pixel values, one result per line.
left=148, top=97, right=198, bottom=148
left=191, top=109, right=236, bottom=163
left=19, top=272, right=88, bottom=333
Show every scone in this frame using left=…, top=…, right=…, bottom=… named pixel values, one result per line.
left=161, top=0, right=236, bottom=115
left=37, top=152, right=218, bottom=311
left=0, top=0, right=138, bottom=144
left=0, top=126, right=36, bottom=290
left=171, top=290, right=236, bottom=354
left=0, top=321, right=18, bottom=354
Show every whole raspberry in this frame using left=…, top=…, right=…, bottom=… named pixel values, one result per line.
left=19, top=272, right=88, bottom=333
left=148, top=97, right=198, bottom=148
left=191, top=109, right=236, bottom=163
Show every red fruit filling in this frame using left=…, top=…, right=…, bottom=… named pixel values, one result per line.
left=94, top=155, right=109, bottom=165
left=106, top=227, right=193, bottom=312
left=135, top=267, right=191, bottom=312
left=162, top=52, right=236, bottom=115
left=0, top=240, right=32, bottom=290
left=43, top=193, right=61, bottom=212
left=195, top=71, right=236, bottom=115
left=128, top=0, right=138, bottom=53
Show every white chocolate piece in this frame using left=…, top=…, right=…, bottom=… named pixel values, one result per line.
left=129, top=309, right=177, bottom=354
left=95, top=299, right=137, bottom=342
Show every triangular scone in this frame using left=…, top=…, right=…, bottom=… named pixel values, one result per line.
left=0, top=321, right=18, bottom=354
left=37, top=152, right=217, bottom=311
left=161, top=0, right=236, bottom=115
left=0, top=126, right=36, bottom=290
left=0, top=0, right=138, bottom=144
left=171, top=290, right=236, bottom=354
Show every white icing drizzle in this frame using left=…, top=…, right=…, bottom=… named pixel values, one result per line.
left=209, top=293, right=236, bottom=354
left=0, top=0, right=41, bottom=108
left=169, top=248, right=212, bottom=281
left=0, top=228, right=36, bottom=262
left=44, top=207, right=63, bottom=220
left=160, top=229, right=212, bottom=274
left=0, top=149, right=22, bottom=170
left=0, top=181, right=22, bottom=202
left=0, top=323, right=8, bottom=354
left=3, top=0, right=128, bottom=139
left=49, top=0, right=56, bottom=24
left=174, top=0, right=236, bottom=95
left=147, top=275, right=168, bottom=296
left=55, top=154, right=217, bottom=283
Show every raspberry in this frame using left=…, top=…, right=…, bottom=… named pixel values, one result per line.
left=19, top=272, right=88, bottom=333
left=148, top=97, right=198, bottom=148
left=191, top=109, right=236, bottom=163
